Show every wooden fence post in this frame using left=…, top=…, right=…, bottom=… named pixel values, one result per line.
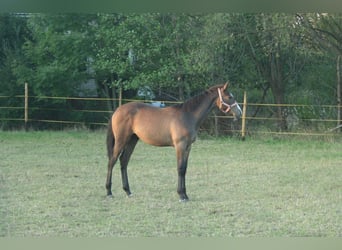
left=24, top=82, right=28, bottom=131
left=241, top=91, right=247, bottom=140
left=337, top=55, right=341, bottom=132
left=119, top=85, right=122, bottom=107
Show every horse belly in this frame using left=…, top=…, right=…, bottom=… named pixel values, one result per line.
left=133, top=113, right=173, bottom=146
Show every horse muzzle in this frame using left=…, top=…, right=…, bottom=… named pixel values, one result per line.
left=230, top=102, right=242, bottom=121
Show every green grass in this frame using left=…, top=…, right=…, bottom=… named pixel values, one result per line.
left=0, top=131, right=341, bottom=237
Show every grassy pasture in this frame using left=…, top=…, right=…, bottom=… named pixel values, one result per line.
left=0, top=131, right=341, bottom=237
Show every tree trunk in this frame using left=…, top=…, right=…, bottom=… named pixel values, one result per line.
left=269, top=52, right=287, bottom=131
left=101, top=78, right=117, bottom=112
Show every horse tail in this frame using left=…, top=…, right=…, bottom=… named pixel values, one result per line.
left=106, top=117, right=115, bottom=159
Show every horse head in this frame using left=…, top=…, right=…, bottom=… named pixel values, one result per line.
left=216, top=82, right=242, bottom=121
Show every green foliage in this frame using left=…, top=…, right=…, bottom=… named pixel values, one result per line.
left=0, top=13, right=341, bottom=130
left=23, top=14, right=92, bottom=96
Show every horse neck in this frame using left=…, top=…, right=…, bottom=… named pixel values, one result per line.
left=184, top=91, right=217, bottom=129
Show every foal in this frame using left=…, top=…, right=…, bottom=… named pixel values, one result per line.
left=105, top=82, right=242, bottom=201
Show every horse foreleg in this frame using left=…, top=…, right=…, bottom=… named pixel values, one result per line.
left=119, top=135, right=139, bottom=197
left=176, top=144, right=191, bottom=202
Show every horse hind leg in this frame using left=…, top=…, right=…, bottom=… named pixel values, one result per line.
left=106, top=155, right=118, bottom=197
left=120, top=134, right=139, bottom=197
left=106, top=139, right=126, bottom=197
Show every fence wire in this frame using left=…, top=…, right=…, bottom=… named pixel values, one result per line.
left=0, top=94, right=341, bottom=137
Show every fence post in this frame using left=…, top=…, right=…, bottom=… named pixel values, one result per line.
left=119, top=85, right=122, bottom=107
left=241, top=91, right=247, bottom=140
left=337, top=55, right=341, bottom=132
left=25, top=83, right=28, bottom=131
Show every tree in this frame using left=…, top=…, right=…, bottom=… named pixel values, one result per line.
left=23, top=14, right=93, bottom=97
left=237, top=13, right=311, bottom=130
left=89, top=13, right=207, bottom=105
left=0, top=13, right=31, bottom=128
left=89, top=13, right=166, bottom=109
left=298, top=13, right=342, bottom=131
left=0, top=13, right=31, bottom=94
left=158, top=14, right=205, bottom=100
left=1, top=13, right=338, bottom=132
left=12, top=13, right=97, bottom=128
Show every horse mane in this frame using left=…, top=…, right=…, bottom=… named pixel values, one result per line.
left=173, top=84, right=224, bottom=112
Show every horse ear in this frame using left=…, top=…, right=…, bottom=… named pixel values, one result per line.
left=223, top=82, right=229, bottom=90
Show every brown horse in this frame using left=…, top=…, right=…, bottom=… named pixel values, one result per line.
left=105, top=82, right=242, bottom=201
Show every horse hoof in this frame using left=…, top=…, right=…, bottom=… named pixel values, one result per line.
left=107, top=194, right=113, bottom=199
left=127, top=193, right=133, bottom=198
left=179, top=198, right=189, bottom=203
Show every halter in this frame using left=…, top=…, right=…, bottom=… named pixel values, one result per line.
left=217, top=88, right=238, bottom=113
